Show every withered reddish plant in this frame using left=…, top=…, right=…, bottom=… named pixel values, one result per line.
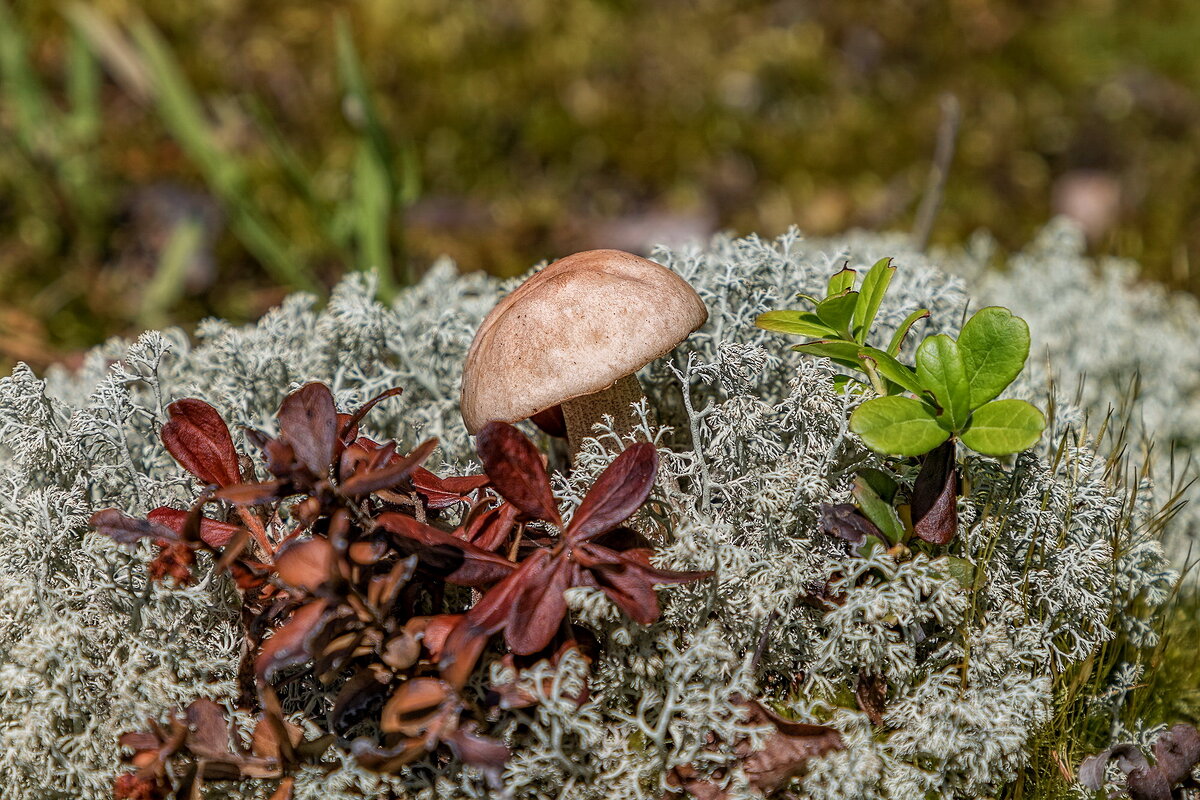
left=667, top=698, right=844, bottom=800
left=427, top=421, right=711, bottom=686
left=93, top=387, right=715, bottom=797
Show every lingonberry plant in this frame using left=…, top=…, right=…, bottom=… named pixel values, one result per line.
left=90, top=381, right=732, bottom=799
left=756, top=260, right=1046, bottom=458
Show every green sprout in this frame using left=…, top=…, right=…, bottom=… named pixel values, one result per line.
left=756, top=259, right=1046, bottom=458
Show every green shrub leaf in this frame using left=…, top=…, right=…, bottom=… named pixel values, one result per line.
left=916, top=334, right=971, bottom=431
left=957, top=306, right=1031, bottom=408
left=815, top=291, right=859, bottom=337
left=852, top=257, right=894, bottom=344
left=755, top=310, right=838, bottom=338
left=853, top=473, right=905, bottom=543
left=859, top=347, right=924, bottom=396
left=887, top=308, right=930, bottom=356
left=850, top=396, right=949, bottom=456
left=827, top=266, right=856, bottom=296
left=959, top=398, right=1046, bottom=455
left=793, top=339, right=864, bottom=370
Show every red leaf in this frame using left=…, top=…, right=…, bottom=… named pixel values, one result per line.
left=475, top=422, right=561, bottom=525
left=184, top=699, right=232, bottom=760
left=574, top=542, right=710, bottom=625
left=505, top=551, right=571, bottom=656
left=445, top=723, right=510, bottom=778
left=459, top=501, right=518, bottom=552
left=161, top=399, right=241, bottom=487
left=529, top=404, right=566, bottom=437
left=147, top=507, right=240, bottom=548
left=912, top=440, right=959, bottom=545
left=566, top=442, right=658, bottom=542
left=277, top=383, right=338, bottom=478
left=337, top=386, right=404, bottom=443
left=418, top=614, right=461, bottom=662
left=214, top=480, right=288, bottom=506
left=412, top=469, right=489, bottom=509
left=273, top=537, right=334, bottom=593
left=350, top=737, right=426, bottom=772
left=438, top=558, right=540, bottom=686
left=377, top=513, right=516, bottom=586
left=855, top=672, right=887, bottom=726
left=339, top=438, right=438, bottom=496
left=380, top=678, right=450, bottom=736
left=268, top=777, right=295, bottom=800
left=256, top=600, right=328, bottom=682
left=739, top=699, right=845, bottom=792
left=91, top=509, right=181, bottom=545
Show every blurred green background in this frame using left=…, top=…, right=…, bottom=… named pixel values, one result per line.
left=3, top=0, right=1199, bottom=368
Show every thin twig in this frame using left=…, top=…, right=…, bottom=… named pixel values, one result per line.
left=912, top=93, right=961, bottom=252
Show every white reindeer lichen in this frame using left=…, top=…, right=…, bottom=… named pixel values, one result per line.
left=0, top=226, right=1185, bottom=799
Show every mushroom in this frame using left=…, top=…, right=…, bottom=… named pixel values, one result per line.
left=461, top=249, right=708, bottom=455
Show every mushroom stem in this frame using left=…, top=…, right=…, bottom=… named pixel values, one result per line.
left=562, top=373, right=646, bottom=457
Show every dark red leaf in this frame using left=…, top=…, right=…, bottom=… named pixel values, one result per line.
left=277, top=383, right=338, bottom=478
left=147, top=507, right=241, bottom=548
left=339, top=438, right=438, bottom=496
left=412, top=468, right=490, bottom=509
left=256, top=600, right=328, bottom=682
left=574, top=542, right=710, bottom=625
left=912, top=439, right=959, bottom=545
left=184, top=699, right=231, bottom=760
left=530, top=404, right=567, bottom=437
left=147, top=543, right=195, bottom=584
left=818, top=503, right=880, bottom=548
left=273, top=537, right=334, bottom=593
left=91, top=509, right=181, bottom=545
left=855, top=672, right=887, bottom=726
left=268, top=777, right=295, bottom=800
left=739, top=699, right=845, bottom=793
left=1153, top=724, right=1200, bottom=786
left=330, top=668, right=392, bottom=734
left=380, top=677, right=451, bottom=736
left=350, top=736, right=426, bottom=772
left=213, top=480, right=288, bottom=506
left=161, top=399, right=241, bottom=487
left=505, top=551, right=571, bottom=655
left=445, top=723, right=510, bottom=782
left=567, top=442, right=658, bottom=542
left=475, top=421, right=561, bottom=525
left=377, top=513, right=516, bottom=586
left=459, top=501, right=518, bottom=552
left=438, top=559, right=540, bottom=687
left=337, top=386, right=404, bottom=443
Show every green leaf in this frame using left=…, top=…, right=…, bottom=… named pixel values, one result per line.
left=959, top=399, right=1046, bottom=455
left=827, top=266, right=856, bottom=296
left=793, top=340, right=864, bottom=370
left=859, top=347, right=925, bottom=396
left=887, top=309, right=930, bottom=356
left=856, top=468, right=898, bottom=503
left=794, top=293, right=821, bottom=307
left=756, top=310, right=838, bottom=338
left=853, top=474, right=905, bottom=544
left=852, top=257, right=895, bottom=344
left=915, top=335, right=972, bottom=431
left=815, top=291, right=859, bottom=338
left=850, top=396, right=950, bottom=456
left=957, top=306, right=1031, bottom=408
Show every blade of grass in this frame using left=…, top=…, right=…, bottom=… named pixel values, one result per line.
left=138, top=219, right=203, bottom=329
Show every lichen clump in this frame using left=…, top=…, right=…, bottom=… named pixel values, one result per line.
left=0, top=227, right=1185, bottom=799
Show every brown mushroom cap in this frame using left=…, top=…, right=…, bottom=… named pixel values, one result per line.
left=461, top=249, right=708, bottom=434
